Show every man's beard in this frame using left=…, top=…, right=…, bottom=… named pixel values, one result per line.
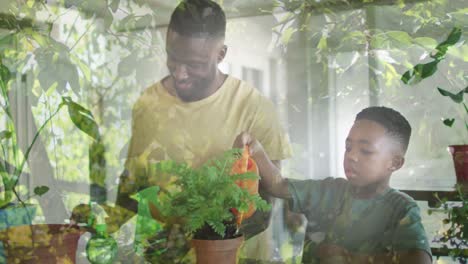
left=174, top=75, right=215, bottom=102
left=174, top=80, right=206, bottom=102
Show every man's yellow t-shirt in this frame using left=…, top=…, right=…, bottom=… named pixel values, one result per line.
left=126, top=75, right=291, bottom=171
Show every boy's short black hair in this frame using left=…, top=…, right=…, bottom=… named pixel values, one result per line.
left=168, top=0, right=226, bottom=38
left=356, top=106, right=412, bottom=153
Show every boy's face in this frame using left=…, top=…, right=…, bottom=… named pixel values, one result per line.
left=343, top=119, right=401, bottom=188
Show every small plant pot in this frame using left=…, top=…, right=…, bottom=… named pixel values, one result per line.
left=0, top=224, right=84, bottom=263
left=448, top=145, right=468, bottom=183
left=191, top=235, right=244, bottom=264
left=0, top=204, right=37, bottom=262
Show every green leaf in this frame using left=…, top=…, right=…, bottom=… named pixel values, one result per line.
left=135, top=14, right=152, bottom=30
left=370, top=34, right=387, bottom=49
left=281, top=27, right=297, bottom=46
left=72, top=55, right=91, bottom=82
left=437, top=87, right=464, bottom=103
left=418, top=60, right=439, bottom=78
left=317, top=35, right=327, bottom=50
left=443, top=118, right=455, bottom=127
left=207, top=220, right=226, bottom=238
left=110, top=0, right=120, bottom=12
left=413, top=37, right=437, bottom=49
left=433, top=27, right=462, bottom=60
left=102, top=9, right=114, bottom=30
left=34, top=186, right=49, bottom=196
left=0, top=130, right=12, bottom=140
left=401, top=60, right=439, bottom=85
left=0, top=63, right=11, bottom=85
left=437, top=27, right=462, bottom=50
left=35, top=45, right=79, bottom=93
left=118, top=14, right=137, bottom=32
left=387, top=31, right=412, bottom=47
left=0, top=34, right=15, bottom=52
left=57, top=61, right=80, bottom=94
left=62, top=97, right=100, bottom=141
left=37, top=68, right=61, bottom=92
left=30, top=32, right=50, bottom=47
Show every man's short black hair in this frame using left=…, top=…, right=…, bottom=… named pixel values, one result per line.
left=168, top=0, right=226, bottom=38
left=356, top=106, right=412, bottom=153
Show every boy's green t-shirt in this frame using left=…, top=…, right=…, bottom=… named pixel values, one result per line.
left=288, top=177, right=432, bottom=263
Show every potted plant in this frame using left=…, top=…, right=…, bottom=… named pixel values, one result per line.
left=0, top=59, right=99, bottom=262
left=429, top=185, right=468, bottom=263
left=136, top=148, right=271, bottom=264
left=402, top=27, right=467, bottom=263
left=401, top=27, right=467, bottom=184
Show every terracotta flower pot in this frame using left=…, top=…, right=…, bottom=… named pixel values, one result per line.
left=191, top=235, right=244, bottom=264
left=448, top=145, right=468, bottom=183
left=0, top=224, right=84, bottom=263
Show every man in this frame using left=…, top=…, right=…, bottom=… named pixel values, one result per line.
left=111, top=0, right=291, bottom=262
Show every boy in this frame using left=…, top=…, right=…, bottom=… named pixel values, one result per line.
left=233, top=106, right=432, bottom=263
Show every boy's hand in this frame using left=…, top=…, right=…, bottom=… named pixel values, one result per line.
left=233, top=131, right=290, bottom=199
left=232, top=131, right=265, bottom=159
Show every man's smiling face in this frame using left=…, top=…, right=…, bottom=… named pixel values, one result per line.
left=165, top=29, right=226, bottom=102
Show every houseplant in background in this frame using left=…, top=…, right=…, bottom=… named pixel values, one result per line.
left=136, top=148, right=271, bottom=264
left=440, top=85, right=468, bottom=184
left=401, top=27, right=467, bottom=184
left=429, top=186, right=468, bottom=263
left=402, top=27, right=467, bottom=263
left=0, top=58, right=100, bottom=262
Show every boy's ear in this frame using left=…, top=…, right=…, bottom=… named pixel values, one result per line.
left=389, top=156, right=404, bottom=172
left=217, top=45, right=227, bottom=63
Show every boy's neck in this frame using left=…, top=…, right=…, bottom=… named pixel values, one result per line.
left=351, top=179, right=390, bottom=199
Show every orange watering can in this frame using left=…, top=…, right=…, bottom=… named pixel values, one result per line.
left=230, top=146, right=259, bottom=226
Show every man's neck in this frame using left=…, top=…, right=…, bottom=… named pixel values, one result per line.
left=351, top=179, right=390, bottom=199
left=204, top=71, right=227, bottom=98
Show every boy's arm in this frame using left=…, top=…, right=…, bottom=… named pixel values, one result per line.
left=318, top=244, right=432, bottom=264
left=252, top=149, right=291, bottom=199
left=233, top=131, right=290, bottom=199
left=238, top=159, right=281, bottom=239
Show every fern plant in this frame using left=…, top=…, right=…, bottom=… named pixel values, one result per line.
left=149, top=149, right=271, bottom=240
